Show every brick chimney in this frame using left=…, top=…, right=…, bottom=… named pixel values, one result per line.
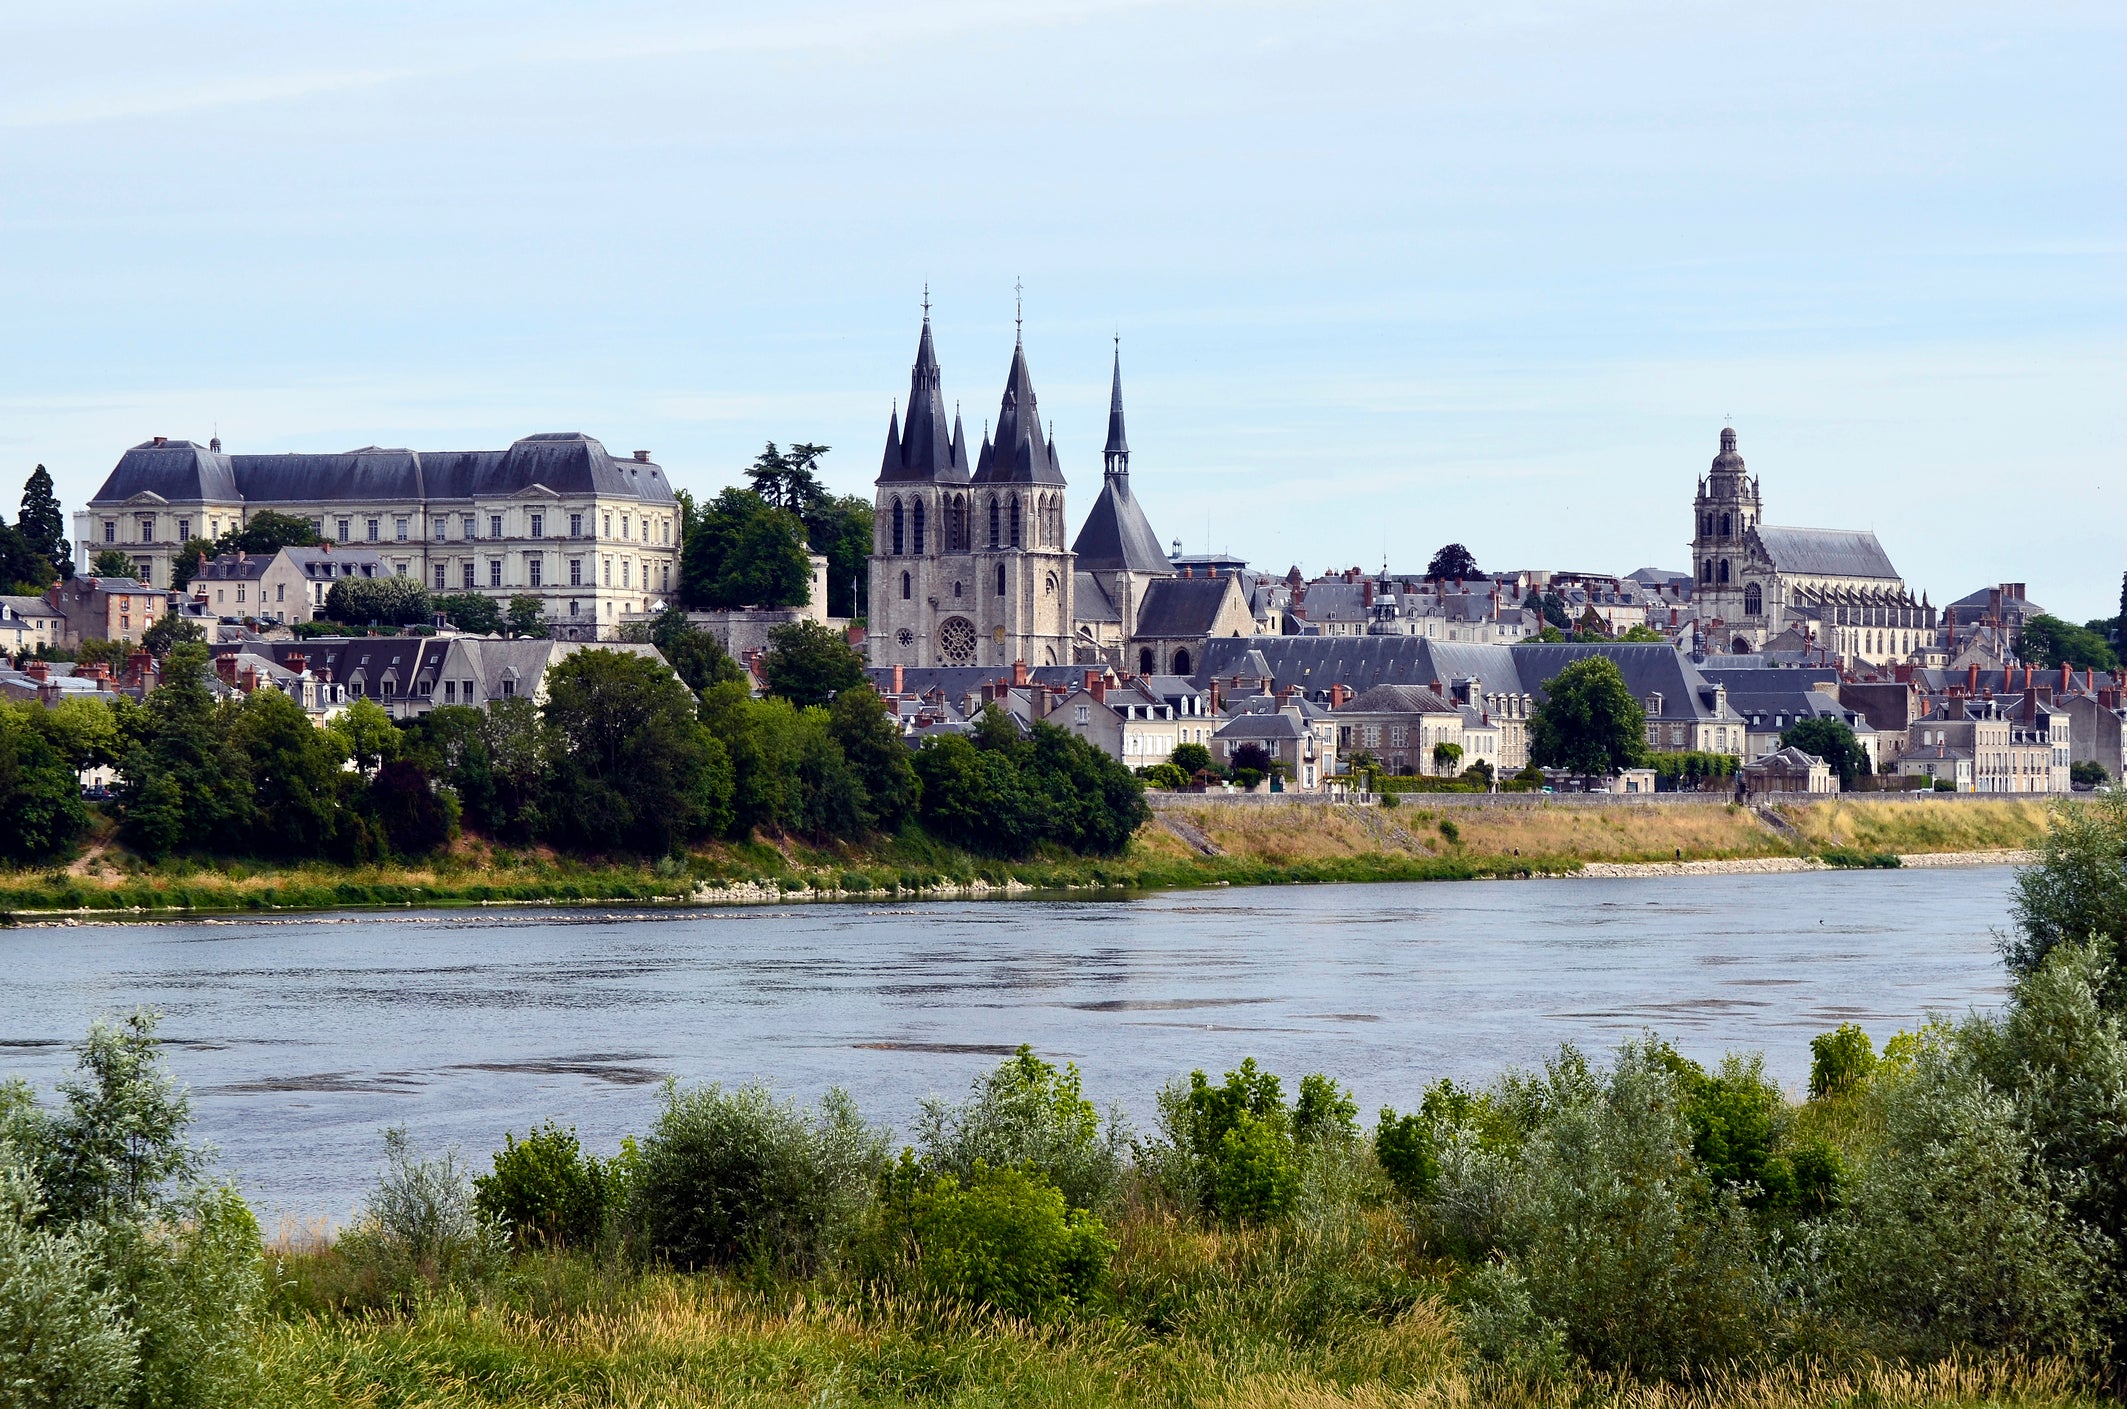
left=1967, top=662, right=1980, bottom=695
left=892, top=664, right=904, bottom=695
left=1011, top=659, right=1029, bottom=687
left=2062, top=662, right=2074, bottom=694
left=153, top=435, right=168, bottom=447
left=1089, top=677, right=1106, bottom=704
left=633, top=450, right=651, bottom=462
left=1362, top=579, right=1373, bottom=607
left=285, top=651, right=308, bottom=676
left=24, top=659, right=48, bottom=681
left=1329, top=682, right=1352, bottom=709
left=215, top=654, right=238, bottom=684
left=239, top=666, right=260, bottom=694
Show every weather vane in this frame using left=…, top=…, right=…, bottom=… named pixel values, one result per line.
left=1014, top=277, right=1023, bottom=340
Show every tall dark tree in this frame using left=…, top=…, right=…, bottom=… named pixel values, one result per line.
left=541, top=649, right=733, bottom=854
left=0, top=519, right=56, bottom=593
left=803, top=493, right=873, bottom=620
left=118, top=643, right=254, bottom=857
left=433, top=592, right=502, bottom=634
left=2021, top=614, right=2119, bottom=672
left=1527, top=655, right=1649, bottom=781
left=1780, top=717, right=1868, bottom=789
left=18, top=464, right=71, bottom=580
left=680, top=488, right=810, bottom=611
left=759, top=619, right=865, bottom=708
left=829, top=684, right=920, bottom=830
left=1427, top=543, right=1481, bottom=580
left=366, top=760, right=453, bottom=856
left=230, top=686, right=347, bottom=855
left=0, top=707, right=88, bottom=862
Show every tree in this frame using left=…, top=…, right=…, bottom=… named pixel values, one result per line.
left=17, top=464, right=70, bottom=580
left=223, top=509, right=321, bottom=556
left=1171, top=742, right=1213, bottom=776
left=1432, top=741, right=1464, bottom=775
left=139, top=614, right=204, bottom=658
left=2071, top=760, right=2110, bottom=788
left=433, top=592, right=501, bottom=635
left=1536, top=591, right=1572, bottom=631
left=326, top=696, right=400, bottom=775
left=0, top=519, right=57, bottom=593
left=324, top=575, right=429, bottom=628
left=760, top=619, right=865, bottom=708
left=1527, top=655, right=1648, bottom=780
left=90, top=548, right=136, bottom=579
left=680, top=488, right=811, bottom=611
left=803, top=493, right=873, bottom=621
left=744, top=442, right=829, bottom=514
left=2020, top=614, right=2118, bottom=672
left=0, top=704, right=88, bottom=862
left=1780, top=717, right=1867, bottom=789
left=541, top=649, right=733, bottom=854
left=230, top=686, right=347, bottom=855
left=1427, top=543, right=1480, bottom=580
left=624, top=607, right=744, bottom=695
left=366, top=760, right=453, bottom=856
left=118, top=643, right=254, bottom=858
left=829, top=685, right=920, bottom=830
left=2005, top=791, right=2127, bottom=1006
left=505, top=595, right=548, bottom=639
left=1617, top=624, right=1669, bottom=643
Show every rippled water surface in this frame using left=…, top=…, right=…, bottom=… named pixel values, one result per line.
left=0, top=869, right=2015, bottom=1219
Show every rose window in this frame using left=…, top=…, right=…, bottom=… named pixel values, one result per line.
left=938, top=616, right=977, bottom=664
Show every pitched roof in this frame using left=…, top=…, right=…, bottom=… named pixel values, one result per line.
left=971, top=341, right=1065, bottom=486
left=1752, top=525, right=1901, bottom=581
left=1072, top=571, right=1121, bottom=624
left=1071, top=474, right=1169, bottom=573
left=877, top=311, right=970, bottom=485
left=1134, top=576, right=1241, bottom=640
left=1103, top=344, right=1130, bottom=457
left=1343, top=683, right=1458, bottom=714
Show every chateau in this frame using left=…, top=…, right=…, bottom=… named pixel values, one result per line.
left=1688, top=427, right=1934, bottom=664
left=77, top=432, right=680, bottom=634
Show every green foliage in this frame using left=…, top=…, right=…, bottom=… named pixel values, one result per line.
left=2007, top=791, right=2127, bottom=1004
left=140, top=613, right=205, bottom=657
left=324, top=573, right=429, bottom=628
left=633, top=1080, right=885, bottom=1274
left=622, top=607, right=744, bottom=695
left=917, top=1046, right=1126, bottom=1214
left=1154, top=1059, right=1318, bottom=1224
left=472, top=1122, right=624, bottom=1251
left=759, top=618, right=865, bottom=708
left=2070, top=759, right=2110, bottom=787
left=0, top=1156, right=138, bottom=1405
left=432, top=592, right=501, bottom=635
left=829, top=685, right=920, bottom=831
left=1170, top=742, right=1212, bottom=776
left=874, top=1157, right=1113, bottom=1316
left=17, top=463, right=71, bottom=580
left=504, top=595, right=547, bottom=639
left=1426, top=543, right=1480, bottom=580
left=1373, top=1107, right=1440, bottom=1202
left=1780, top=716, right=1867, bottom=789
left=1136, top=761, right=1189, bottom=788
left=341, top=1127, right=504, bottom=1293
left=1810, top=1023, right=1878, bottom=1099
left=541, top=649, right=733, bottom=854
left=1649, top=750, right=1737, bottom=784
left=911, top=712, right=1146, bottom=858
left=92, top=547, right=139, bottom=579
left=224, top=509, right=321, bottom=556
left=365, top=760, right=453, bottom=857
left=234, top=686, right=349, bottom=856
left=118, top=644, right=255, bottom=859
left=1527, top=656, right=1648, bottom=778
left=681, top=487, right=811, bottom=612
left=2020, top=613, right=2118, bottom=672
left=1617, top=623, right=1669, bottom=642
left=0, top=704, right=88, bottom=862
left=325, top=695, right=400, bottom=774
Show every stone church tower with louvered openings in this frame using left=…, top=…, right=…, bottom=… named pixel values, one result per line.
left=868, top=304, right=1076, bottom=668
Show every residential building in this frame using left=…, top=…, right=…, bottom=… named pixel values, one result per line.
left=189, top=545, right=389, bottom=624
left=0, top=595, right=64, bottom=654
left=1331, top=684, right=1467, bottom=776
left=1895, top=743, right=1973, bottom=791
left=42, top=576, right=167, bottom=647
left=1741, top=746, right=1836, bottom=796
left=78, top=431, right=678, bottom=633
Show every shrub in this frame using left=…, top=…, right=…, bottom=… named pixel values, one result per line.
left=874, top=1156, right=1113, bottom=1316
left=1374, top=1107, right=1439, bottom=1202
left=472, top=1122, right=626, bottom=1251
left=916, top=1046, right=1128, bottom=1214
left=2007, top=791, right=2127, bottom=1006
left=634, top=1081, right=885, bottom=1274
left=1170, top=742, right=1212, bottom=776
left=1135, top=761, right=1189, bottom=789
left=1809, top=1023, right=1878, bottom=1099
left=1151, top=1058, right=1323, bottom=1224
left=0, top=1154, right=138, bottom=1406
left=339, top=1127, right=503, bottom=1291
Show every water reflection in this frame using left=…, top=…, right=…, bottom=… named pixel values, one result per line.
left=0, top=869, right=2013, bottom=1220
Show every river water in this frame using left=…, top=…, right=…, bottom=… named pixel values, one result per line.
left=0, top=868, right=2016, bottom=1222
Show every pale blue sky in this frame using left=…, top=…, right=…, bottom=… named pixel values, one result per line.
left=3, top=1, right=2121, bottom=620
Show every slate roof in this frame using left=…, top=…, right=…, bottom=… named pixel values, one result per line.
left=1073, top=572, right=1121, bottom=624
left=877, top=312, right=970, bottom=485
left=91, top=433, right=675, bottom=509
left=1752, top=525, right=1901, bottom=581
left=1343, top=684, right=1459, bottom=715
left=1071, top=474, right=1168, bottom=573
left=1214, top=712, right=1309, bottom=742
left=971, top=340, right=1066, bottom=486
left=1134, top=576, right=1241, bottom=640
left=864, top=664, right=1089, bottom=698
left=1104, top=345, right=1130, bottom=457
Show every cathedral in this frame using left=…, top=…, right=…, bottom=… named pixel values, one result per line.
left=1690, top=426, right=1935, bottom=664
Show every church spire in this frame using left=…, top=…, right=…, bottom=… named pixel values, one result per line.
left=1103, top=338, right=1130, bottom=476
left=876, top=291, right=965, bottom=484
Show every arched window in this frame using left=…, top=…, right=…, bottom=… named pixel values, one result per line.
left=1743, top=582, right=1762, bottom=615
left=890, top=499, right=904, bottom=555
left=1720, top=512, right=1731, bottom=536
left=913, top=500, right=926, bottom=554
left=900, top=570, right=910, bottom=600
left=1009, top=496, right=1022, bottom=548
left=1139, top=647, right=1155, bottom=674
left=1173, top=648, right=1193, bottom=675
left=1717, top=559, right=1729, bottom=584
left=988, top=498, right=1000, bottom=547
left=995, top=563, right=1007, bottom=597
left=1700, top=559, right=1712, bottom=583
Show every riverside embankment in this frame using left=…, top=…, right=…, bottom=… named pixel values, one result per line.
left=0, top=794, right=2062, bottom=917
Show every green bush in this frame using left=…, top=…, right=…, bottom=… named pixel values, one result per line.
left=473, top=1121, right=627, bottom=1251
left=1152, top=1058, right=1322, bottom=1224
left=338, top=1127, right=504, bottom=1294
left=1135, top=762, right=1190, bottom=789
left=0, top=1155, right=138, bottom=1405
left=1373, top=1107, right=1439, bottom=1202
left=874, top=1156, right=1113, bottom=1316
left=916, top=1046, right=1128, bottom=1214
left=634, top=1081, right=885, bottom=1274
left=1809, top=1023, right=1878, bottom=1099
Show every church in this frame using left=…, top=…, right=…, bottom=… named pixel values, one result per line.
left=1689, top=426, right=1935, bottom=664
left=867, top=303, right=1254, bottom=671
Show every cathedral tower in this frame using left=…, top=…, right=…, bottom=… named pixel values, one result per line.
left=1071, top=342, right=1172, bottom=660
left=1691, top=425, right=1760, bottom=610
left=965, top=312, right=1075, bottom=667
left=868, top=298, right=972, bottom=667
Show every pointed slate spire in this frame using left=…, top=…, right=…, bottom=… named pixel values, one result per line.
left=1103, top=339, right=1130, bottom=471
left=876, top=294, right=967, bottom=485
left=877, top=400, right=902, bottom=480
left=973, top=335, right=1065, bottom=486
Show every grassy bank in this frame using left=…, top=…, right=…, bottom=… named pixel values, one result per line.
left=0, top=797, right=2062, bottom=918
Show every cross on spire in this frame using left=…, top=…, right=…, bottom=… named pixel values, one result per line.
left=1014, top=276, right=1023, bottom=344
left=921, top=282, right=930, bottom=319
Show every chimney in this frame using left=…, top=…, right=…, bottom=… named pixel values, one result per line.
left=1329, top=682, right=1351, bottom=709
left=634, top=450, right=651, bottom=463
left=285, top=651, right=308, bottom=675
left=2063, top=662, right=2074, bottom=694
left=1089, top=677, right=1106, bottom=704
left=2085, top=667, right=2095, bottom=694
left=1362, top=579, right=1373, bottom=607
left=127, top=651, right=151, bottom=682
left=1430, top=678, right=1444, bottom=695
left=239, top=666, right=259, bottom=694
left=1967, top=662, right=1980, bottom=695
left=1011, top=659, right=1029, bottom=687
left=24, top=659, right=48, bottom=681
left=1183, top=565, right=1194, bottom=578
left=215, top=654, right=238, bottom=684
left=892, top=664, right=904, bottom=695
left=153, top=435, right=168, bottom=447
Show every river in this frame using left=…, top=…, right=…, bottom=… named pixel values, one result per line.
left=0, top=867, right=2016, bottom=1222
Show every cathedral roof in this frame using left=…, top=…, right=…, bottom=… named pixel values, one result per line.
left=1072, top=475, right=1170, bottom=573
left=1753, top=525, right=1901, bottom=581
left=1133, top=575, right=1239, bottom=640
left=972, top=340, right=1065, bottom=486
left=878, top=310, right=969, bottom=485
left=1103, top=345, right=1129, bottom=457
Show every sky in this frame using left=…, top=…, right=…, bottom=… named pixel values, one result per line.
left=2, top=1, right=2122, bottom=621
